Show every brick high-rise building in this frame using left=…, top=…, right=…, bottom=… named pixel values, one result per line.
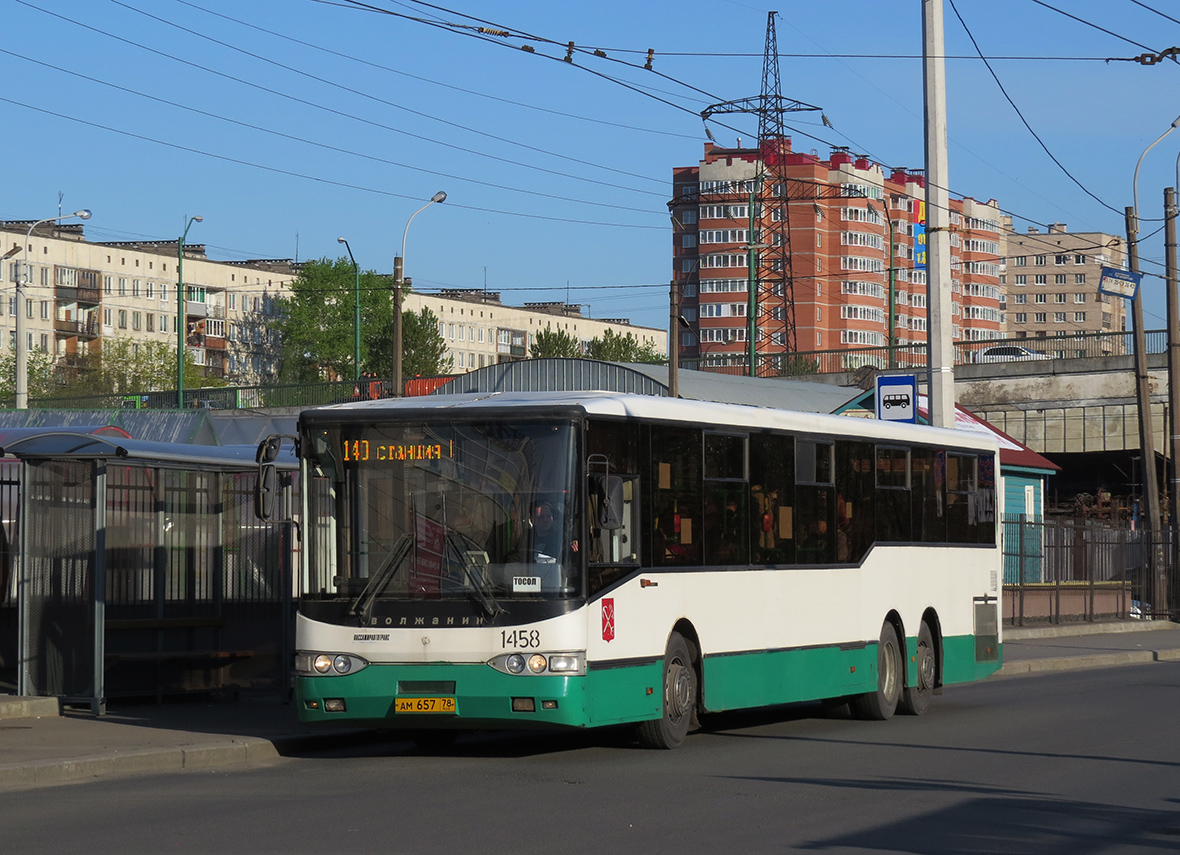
left=672, top=141, right=1005, bottom=372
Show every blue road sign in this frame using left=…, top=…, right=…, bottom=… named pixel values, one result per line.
left=876, top=374, right=918, bottom=423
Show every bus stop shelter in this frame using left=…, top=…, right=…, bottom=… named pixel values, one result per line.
left=0, top=432, right=296, bottom=714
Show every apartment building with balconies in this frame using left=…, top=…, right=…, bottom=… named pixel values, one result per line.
left=404, top=289, right=665, bottom=372
left=0, top=220, right=295, bottom=387
left=1002, top=222, right=1126, bottom=353
left=672, top=141, right=1005, bottom=371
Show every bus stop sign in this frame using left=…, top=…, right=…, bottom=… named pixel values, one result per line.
left=876, top=374, right=918, bottom=423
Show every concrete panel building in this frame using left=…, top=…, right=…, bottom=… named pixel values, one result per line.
left=1001, top=222, right=1127, bottom=352
left=403, top=289, right=665, bottom=374
left=0, top=220, right=296, bottom=387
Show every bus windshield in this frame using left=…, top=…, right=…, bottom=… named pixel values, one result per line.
left=305, top=419, right=580, bottom=606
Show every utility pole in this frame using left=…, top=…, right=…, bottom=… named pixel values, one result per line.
left=1126, top=205, right=1161, bottom=533
left=1165, top=186, right=1179, bottom=610
left=669, top=280, right=680, bottom=398
left=923, top=0, right=955, bottom=429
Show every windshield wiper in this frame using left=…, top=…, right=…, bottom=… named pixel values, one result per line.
left=444, top=533, right=504, bottom=619
left=349, top=535, right=411, bottom=624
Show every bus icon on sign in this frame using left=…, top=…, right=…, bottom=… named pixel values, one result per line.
left=882, top=393, right=910, bottom=410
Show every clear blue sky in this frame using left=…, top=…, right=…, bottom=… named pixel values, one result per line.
left=1, top=0, right=1177, bottom=332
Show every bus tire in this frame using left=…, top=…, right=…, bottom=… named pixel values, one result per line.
left=900, top=621, right=935, bottom=716
left=854, top=622, right=901, bottom=721
left=638, top=632, right=697, bottom=749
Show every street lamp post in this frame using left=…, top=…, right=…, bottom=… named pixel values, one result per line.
left=392, top=191, right=446, bottom=396
left=338, top=237, right=361, bottom=382
left=17, top=209, right=91, bottom=409
left=177, top=216, right=203, bottom=409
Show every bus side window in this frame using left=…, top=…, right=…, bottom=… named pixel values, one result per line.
left=946, top=452, right=977, bottom=543
left=649, top=426, right=702, bottom=567
left=703, top=433, right=748, bottom=566
left=749, top=433, right=794, bottom=565
left=795, top=440, right=835, bottom=565
left=976, top=452, right=997, bottom=545
left=912, top=448, right=945, bottom=543
left=836, top=441, right=874, bottom=563
left=875, top=445, right=912, bottom=542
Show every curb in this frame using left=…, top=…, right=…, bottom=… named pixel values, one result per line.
left=0, top=696, right=60, bottom=721
left=1004, top=621, right=1179, bottom=641
left=995, top=647, right=1180, bottom=678
left=0, top=738, right=280, bottom=790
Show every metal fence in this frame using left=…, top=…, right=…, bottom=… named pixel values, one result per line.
left=681, top=329, right=1159, bottom=377
left=1003, top=515, right=1176, bottom=626
left=23, top=379, right=376, bottom=411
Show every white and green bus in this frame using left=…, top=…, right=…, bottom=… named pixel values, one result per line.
left=277, top=390, right=1001, bottom=748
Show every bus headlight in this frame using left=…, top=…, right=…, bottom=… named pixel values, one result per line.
left=488, top=652, right=584, bottom=676
left=298, top=652, right=369, bottom=676
left=547, top=654, right=580, bottom=673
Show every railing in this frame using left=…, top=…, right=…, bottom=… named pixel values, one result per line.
left=21, top=377, right=405, bottom=411
left=1003, top=516, right=1175, bottom=626
left=680, top=330, right=1159, bottom=377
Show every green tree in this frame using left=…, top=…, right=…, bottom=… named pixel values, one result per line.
left=0, top=348, right=57, bottom=401
left=370, top=306, right=452, bottom=380
left=530, top=328, right=582, bottom=358
left=276, top=257, right=393, bottom=382
left=584, top=328, right=667, bottom=364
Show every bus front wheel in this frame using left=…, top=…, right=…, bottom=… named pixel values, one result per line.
left=854, top=622, right=901, bottom=720
left=638, top=632, right=698, bottom=749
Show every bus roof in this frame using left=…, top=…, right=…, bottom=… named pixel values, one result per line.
left=301, top=390, right=999, bottom=454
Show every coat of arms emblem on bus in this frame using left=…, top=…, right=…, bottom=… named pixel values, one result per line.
left=602, top=598, right=615, bottom=642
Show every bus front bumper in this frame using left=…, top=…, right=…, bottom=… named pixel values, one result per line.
left=296, top=663, right=589, bottom=730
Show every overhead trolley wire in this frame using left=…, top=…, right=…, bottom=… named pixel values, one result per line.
left=173, top=0, right=703, bottom=141
left=106, top=0, right=665, bottom=189
left=947, top=0, right=1127, bottom=217
left=0, top=96, right=666, bottom=230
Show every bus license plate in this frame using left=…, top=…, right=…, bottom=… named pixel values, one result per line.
left=395, top=696, right=456, bottom=714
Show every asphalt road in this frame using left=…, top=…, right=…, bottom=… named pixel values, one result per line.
left=4, top=664, right=1180, bottom=854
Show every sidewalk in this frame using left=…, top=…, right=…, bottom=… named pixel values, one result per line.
left=1, top=620, right=1178, bottom=790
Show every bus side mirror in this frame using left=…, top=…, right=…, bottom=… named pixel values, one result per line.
left=592, top=475, right=625, bottom=530
left=257, top=435, right=282, bottom=464
left=255, top=434, right=286, bottom=521
left=256, top=463, right=277, bottom=521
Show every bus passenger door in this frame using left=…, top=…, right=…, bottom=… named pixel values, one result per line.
left=588, top=473, right=639, bottom=593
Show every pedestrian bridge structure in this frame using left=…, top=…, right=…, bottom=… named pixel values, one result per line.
left=871, top=353, right=1171, bottom=457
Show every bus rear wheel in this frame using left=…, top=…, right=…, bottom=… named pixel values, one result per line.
left=900, top=622, right=935, bottom=716
left=638, top=632, right=697, bottom=749
left=854, top=622, right=902, bottom=721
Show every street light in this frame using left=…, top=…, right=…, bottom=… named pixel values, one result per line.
left=1124, top=116, right=1180, bottom=538
left=392, top=191, right=446, bottom=396
left=338, top=237, right=361, bottom=382
left=177, top=216, right=202, bottom=409
left=17, top=209, right=91, bottom=409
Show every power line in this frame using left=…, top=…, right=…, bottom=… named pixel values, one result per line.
left=174, top=0, right=702, bottom=142
left=947, top=0, right=1125, bottom=216
left=0, top=96, right=666, bottom=231
left=1, top=48, right=663, bottom=216
left=110, top=0, right=667, bottom=188
left=1129, top=0, right=1180, bottom=28
left=1027, top=0, right=1162, bottom=54
left=17, top=0, right=666, bottom=200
